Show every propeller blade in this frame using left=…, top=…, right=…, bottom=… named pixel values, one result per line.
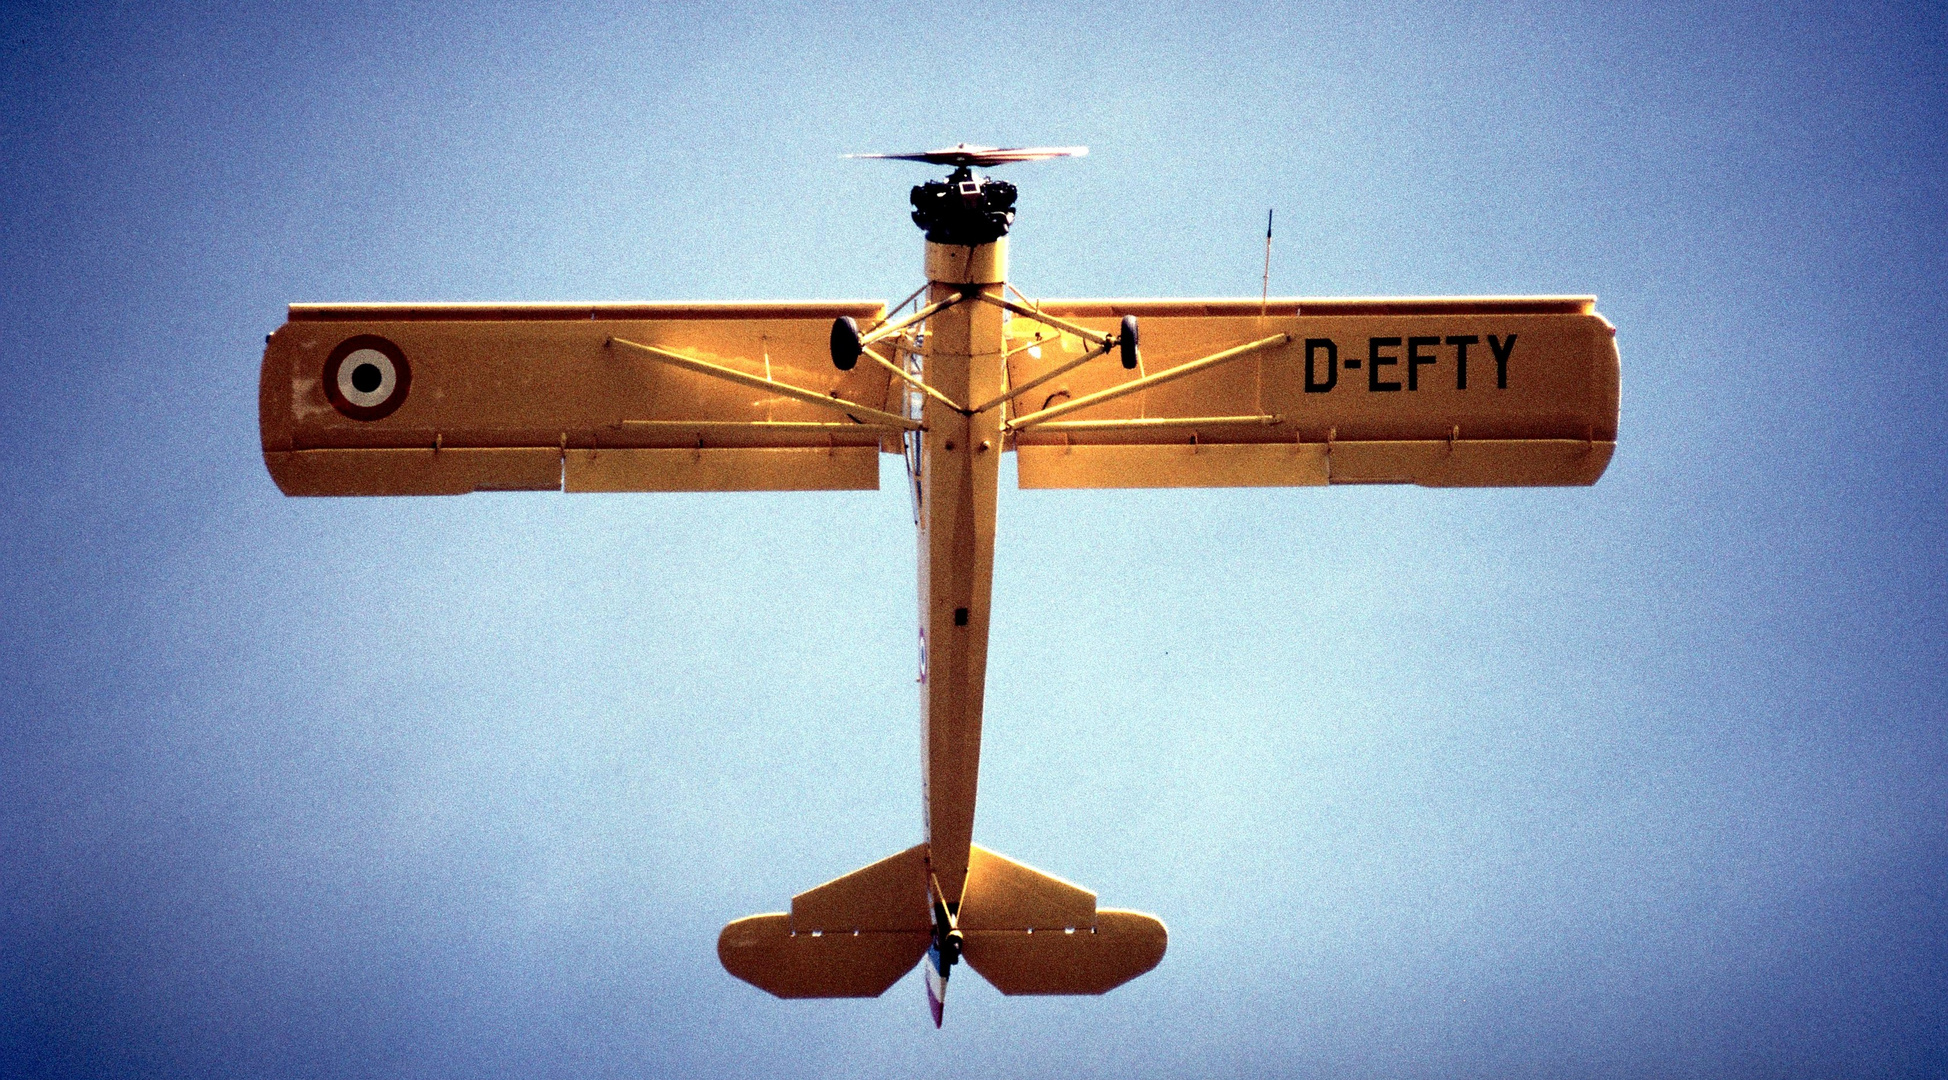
left=846, top=144, right=1087, bottom=167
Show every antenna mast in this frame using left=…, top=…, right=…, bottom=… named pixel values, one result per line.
left=1260, top=208, right=1273, bottom=317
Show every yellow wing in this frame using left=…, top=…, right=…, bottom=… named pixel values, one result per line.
left=999, top=297, right=1619, bottom=488
left=259, top=301, right=901, bottom=495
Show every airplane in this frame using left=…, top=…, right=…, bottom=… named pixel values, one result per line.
left=258, top=144, right=1620, bottom=1026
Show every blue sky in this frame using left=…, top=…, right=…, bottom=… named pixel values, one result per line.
left=3, top=1, right=1944, bottom=1076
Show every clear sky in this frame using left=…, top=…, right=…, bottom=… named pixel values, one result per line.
left=3, top=1, right=1944, bottom=1076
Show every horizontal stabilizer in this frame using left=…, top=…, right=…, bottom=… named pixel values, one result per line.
left=717, top=844, right=930, bottom=998
left=959, top=846, right=1167, bottom=995
left=718, top=843, right=1166, bottom=1000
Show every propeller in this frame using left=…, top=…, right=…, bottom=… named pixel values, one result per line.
left=846, top=143, right=1087, bottom=167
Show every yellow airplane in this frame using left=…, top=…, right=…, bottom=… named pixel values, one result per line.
left=258, top=145, right=1619, bottom=1026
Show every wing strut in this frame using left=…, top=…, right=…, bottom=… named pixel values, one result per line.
left=1005, top=333, right=1291, bottom=431
left=1030, top=414, right=1280, bottom=433
left=619, top=419, right=905, bottom=434
left=858, top=292, right=968, bottom=349
left=972, top=293, right=1114, bottom=346
left=971, top=337, right=1117, bottom=415
left=607, top=337, right=923, bottom=431
left=862, top=345, right=967, bottom=414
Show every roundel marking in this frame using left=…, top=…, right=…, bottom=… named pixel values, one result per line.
left=323, top=335, right=411, bottom=421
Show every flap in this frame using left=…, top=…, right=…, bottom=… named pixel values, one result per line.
left=564, top=447, right=877, bottom=493
left=1017, top=442, right=1327, bottom=489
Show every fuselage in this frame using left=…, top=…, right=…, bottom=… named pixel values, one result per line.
left=913, top=239, right=1008, bottom=915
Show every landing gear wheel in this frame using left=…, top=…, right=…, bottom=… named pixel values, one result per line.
left=1118, top=314, right=1140, bottom=369
left=831, top=316, right=863, bottom=371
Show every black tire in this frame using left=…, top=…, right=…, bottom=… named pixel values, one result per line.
left=1119, top=314, right=1140, bottom=369
left=830, top=316, right=863, bottom=371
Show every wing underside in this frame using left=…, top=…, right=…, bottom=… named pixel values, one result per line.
left=998, top=297, right=1620, bottom=488
left=262, top=296, right=1620, bottom=495
left=260, top=301, right=898, bottom=496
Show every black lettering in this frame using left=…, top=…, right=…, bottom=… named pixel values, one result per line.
left=1368, top=337, right=1401, bottom=391
left=1406, top=336, right=1439, bottom=390
left=1488, top=334, right=1516, bottom=389
left=1304, top=338, right=1338, bottom=392
left=1446, top=335, right=1478, bottom=390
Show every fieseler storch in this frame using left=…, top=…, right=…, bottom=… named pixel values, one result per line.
left=258, top=144, right=1620, bottom=1026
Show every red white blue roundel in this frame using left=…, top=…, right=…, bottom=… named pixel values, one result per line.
left=323, top=335, right=411, bottom=421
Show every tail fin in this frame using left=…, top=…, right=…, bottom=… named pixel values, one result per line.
left=717, top=842, right=1166, bottom=1007
left=958, top=846, right=1168, bottom=995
